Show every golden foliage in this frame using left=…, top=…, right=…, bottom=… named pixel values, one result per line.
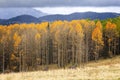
left=35, top=33, right=41, bottom=41
left=92, top=21, right=104, bottom=45
left=13, top=32, right=21, bottom=47
left=96, top=21, right=102, bottom=30
left=106, top=21, right=116, bottom=29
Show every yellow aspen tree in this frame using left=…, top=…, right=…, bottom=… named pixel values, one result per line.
left=35, top=33, right=41, bottom=69
left=105, top=21, right=118, bottom=57
left=12, top=32, right=21, bottom=71
left=75, top=23, right=84, bottom=65
left=92, top=21, right=103, bottom=61
left=69, top=23, right=75, bottom=65
left=0, top=27, right=7, bottom=73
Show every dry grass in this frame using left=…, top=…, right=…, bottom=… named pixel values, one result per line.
left=0, top=56, right=120, bottom=80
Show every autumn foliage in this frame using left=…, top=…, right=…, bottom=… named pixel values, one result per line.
left=0, top=19, right=120, bottom=72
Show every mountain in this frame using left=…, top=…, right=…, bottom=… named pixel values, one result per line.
left=0, top=12, right=120, bottom=25
left=0, top=8, right=47, bottom=19
left=39, top=12, right=120, bottom=21
left=0, top=15, right=40, bottom=25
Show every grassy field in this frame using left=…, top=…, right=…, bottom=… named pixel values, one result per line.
left=0, top=56, right=120, bottom=80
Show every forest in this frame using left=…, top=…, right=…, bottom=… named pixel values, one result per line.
left=0, top=17, right=120, bottom=73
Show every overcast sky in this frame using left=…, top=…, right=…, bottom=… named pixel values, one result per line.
left=0, top=0, right=120, bottom=14
left=0, top=0, right=120, bottom=7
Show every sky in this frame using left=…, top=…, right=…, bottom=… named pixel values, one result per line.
left=0, top=0, right=120, bottom=14
left=0, top=0, right=120, bottom=7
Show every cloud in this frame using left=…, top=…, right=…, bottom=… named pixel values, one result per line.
left=0, top=0, right=120, bottom=7
left=34, top=7, right=120, bottom=14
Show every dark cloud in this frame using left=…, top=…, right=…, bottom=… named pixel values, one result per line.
left=0, top=0, right=120, bottom=7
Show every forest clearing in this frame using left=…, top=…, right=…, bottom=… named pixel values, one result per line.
left=0, top=55, right=120, bottom=80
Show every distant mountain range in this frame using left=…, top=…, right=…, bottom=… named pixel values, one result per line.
left=39, top=12, right=120, bottom=21
left=0, top=12, right=120, bottom=25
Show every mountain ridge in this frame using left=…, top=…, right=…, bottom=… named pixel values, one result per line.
left=39, top=12, right=120, bottom=21
left=0, top=12, right=120, bottom=25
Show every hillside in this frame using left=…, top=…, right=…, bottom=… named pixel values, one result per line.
left=0, top=56, right=120, bottom=80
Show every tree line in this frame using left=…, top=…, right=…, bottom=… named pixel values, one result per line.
left=0, top=18, right=120, bottom=72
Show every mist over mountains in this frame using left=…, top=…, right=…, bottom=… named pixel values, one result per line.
left=0, top=8, right=47, bottom=19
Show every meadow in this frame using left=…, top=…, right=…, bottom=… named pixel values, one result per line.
left=0, top=56, right=120, bottom=80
